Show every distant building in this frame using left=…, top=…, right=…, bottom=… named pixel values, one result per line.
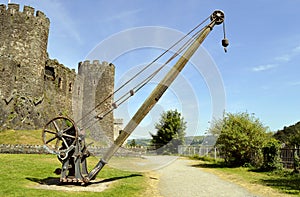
left=114, top=118, right=124, bottom=140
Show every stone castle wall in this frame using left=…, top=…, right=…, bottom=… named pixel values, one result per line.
left=0, top=3, right=115, bottom=142
left=0, top=4, right=51, bottom=129
left=43, top=59, right=76, bottom=122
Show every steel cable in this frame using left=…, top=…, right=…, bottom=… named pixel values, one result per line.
left=78, top=16, right=211, bottom=130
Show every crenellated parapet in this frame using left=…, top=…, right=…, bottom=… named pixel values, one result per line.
left=78, top=60, right=114, bottom=75
left=0, top=4, right=50, bottom=52
left=0, top=4, right=49, bottom=23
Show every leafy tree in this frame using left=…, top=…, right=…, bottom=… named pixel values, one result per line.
left=274, top=122, right=300, bottom=148
left=209, top=116, right=225, bottom=136
left=274, top=122, right=300, bottom=173
left=150, top=109, right=186, bottom=154
left=214, top=112, right=269, bottom=167
left=190, top=136, right=205, bottom=145
left=128, top=139, right=136, bottom=147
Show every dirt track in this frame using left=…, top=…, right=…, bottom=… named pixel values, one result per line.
left=156, top=158, right=258, bottom=197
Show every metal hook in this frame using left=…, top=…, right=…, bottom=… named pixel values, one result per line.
left=222, top=22, right=229, bottom=53
left=222, top=38, right=229, bottom=53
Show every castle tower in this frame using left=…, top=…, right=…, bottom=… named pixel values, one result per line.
left=76, top=60, right=115, bottom=144
left=0, top=3, right=50, bottom=129
left=0, top=4, right=49, bottom=97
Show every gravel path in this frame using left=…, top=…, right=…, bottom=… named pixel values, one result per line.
left=32, top=156, right=260, bottom=196
left=156, top=158, right=259, bottom=197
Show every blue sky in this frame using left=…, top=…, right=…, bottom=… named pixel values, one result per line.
left=2, top=0, right=300, bottom=138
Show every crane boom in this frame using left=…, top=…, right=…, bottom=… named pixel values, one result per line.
left=85, top=10, right=225, bottom=183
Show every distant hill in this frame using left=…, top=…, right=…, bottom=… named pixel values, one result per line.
left=127, top=136, right=207, bottom=147
left=201, top=135, right=217, bottom=146
left=185, top=136, right=205, bottom=145
left=274, top=121, right=300, bottom=147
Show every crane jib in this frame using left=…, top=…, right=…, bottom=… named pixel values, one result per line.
left=84, top=10, right=226, bottom=183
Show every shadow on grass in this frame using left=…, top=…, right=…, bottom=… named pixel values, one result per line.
left=259, top=176, right=300, bottom=195
left=26, top=174, right=142, bottom=186
left=93, top=174, right=142, bottom=184
left=26, top=177, right=60, bottom=185
left=190, top=159, right=300, bottom=195
left=190, top=161, right=229, bottom=169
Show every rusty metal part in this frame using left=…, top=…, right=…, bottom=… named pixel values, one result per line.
left=42, top=116, right=90, bottom=183
left=42, top=116, right=78, bottom=156
left=210, top=10, right=225, bottom=25
left=222, top=38, right=229, bottom=47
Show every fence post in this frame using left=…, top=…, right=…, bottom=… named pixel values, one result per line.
left=214, top=147, right=217, bottom=160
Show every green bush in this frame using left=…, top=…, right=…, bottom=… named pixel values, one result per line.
left=261, top=138, right=282, bottom=171
left=215, top=112, right=269, bottom=167
left=293, top=149, right=300, bottom=173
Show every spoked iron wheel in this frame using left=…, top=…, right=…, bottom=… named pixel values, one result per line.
left=42, top=116, right=78, bottom=158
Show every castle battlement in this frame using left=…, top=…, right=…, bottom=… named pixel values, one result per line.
left=78, top=60, right=114, bottom=74
left=0, top=3, right=49, bottom=22
left=79, top=60, right=111, bottom=67
left=0, top=3, right=50, bottom=64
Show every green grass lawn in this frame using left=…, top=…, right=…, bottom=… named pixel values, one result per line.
left=0, top=130, right=43, bottom=145
left=0, top=129, right=110, bottom=147
left=0, top=154, right=148, bottom=197
left=191, top=156, right=300, bottom=196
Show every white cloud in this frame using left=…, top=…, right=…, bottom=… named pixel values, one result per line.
left=252, top=64, right=277, bottom=72
left=102, top=9, right=142, bottom=23
left=274, top=44, right=300, bottom=63
left=292, top=45, right=300, bottom=53
left=287, top=81, right=300, bottom=86
left=274, top=54, right=291, bottom=62
left=254, top=44, right=300, bottom=73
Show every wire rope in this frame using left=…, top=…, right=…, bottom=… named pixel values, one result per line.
left=78, top=16, right=211, bottom=130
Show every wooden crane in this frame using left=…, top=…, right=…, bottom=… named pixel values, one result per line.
left=42, top=10, right=228, bottom=185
